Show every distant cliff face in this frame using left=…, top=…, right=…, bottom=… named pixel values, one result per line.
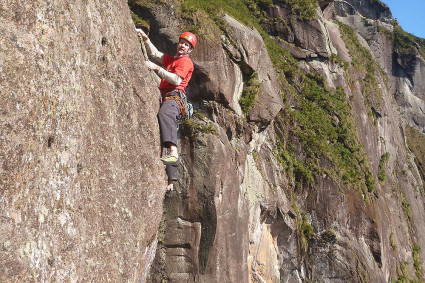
left=2, top=0, right=425, bottom=282
left=1, top=1, right=166, bottom=281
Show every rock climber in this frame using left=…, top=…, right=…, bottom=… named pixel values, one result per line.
left=136, top=28, right=196, bottom=194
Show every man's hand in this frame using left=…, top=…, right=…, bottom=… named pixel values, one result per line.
left=136, top=28, right=148, bottom=41
left=145, top=60, right=160, bottom=72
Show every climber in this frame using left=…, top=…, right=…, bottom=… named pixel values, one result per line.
left=136, top=28, right=196, bottom=194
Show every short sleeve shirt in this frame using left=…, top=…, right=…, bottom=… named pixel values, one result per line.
left=159, top=54, right=194, bottom=95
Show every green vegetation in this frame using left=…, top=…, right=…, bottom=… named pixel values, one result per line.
left=401, top=196, right=412, bottom=224
left=252, top=150, right=259, bottom=162
left=390, top=232, right=397, bottom=250
left=355, top=257, right=370, bottom=283
left=254, top=0, right=273, bottom=8
left=130, top=11, right=150, bottom=28
left=180, top=4, right=220, bottom=40
left=329, top=53, right=344, bottom=65
left=399, top=190, right=423, bottom=280
left=181, top=111, right=218, bottom=138
left=292, top=204, right=315, bottom=254
left=245, top=0, right=273, bottom=13
left=338, top=21, right=383, bottom=122
left=179, top=0, right=258, bottom=29
left=413, top=244, right=423, bottom=280
left=395, top=262, right=411, bottom=283
left=338, top=21, right=372, bottom=74
left=393, top=22, right=425, bottom=59
left=278, top=81, right=376, bottom=196
left=240, top=72, right=261, bottom=115
left=321, top=229, right=337, bottom=244
left=405, top=125, right=425, bottom=195
left=246, top=0, right=318, bottom=21
left=392, top=253, right=423, bottom=283
left=128, top=0, right=166, bottom=9
left=300, top=214, right=314, bottom=252
left=276, top=146, right=314, bottom=187
left=264, top=24, right=376, bottom=197
left=128, top=1, right=425, bottom=280
left=378, top=152, right=390, bottom=183
left=283, top=0, right=318, bottom=21
left=376, top=24, right=393, bottom=39
left=128, top=1, right=425, bottom=281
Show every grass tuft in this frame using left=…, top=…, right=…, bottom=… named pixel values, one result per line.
left=240, top=73, right=261, bottom=115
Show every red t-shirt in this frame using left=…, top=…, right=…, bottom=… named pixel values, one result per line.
left=159, top=54, right=194, bottom=95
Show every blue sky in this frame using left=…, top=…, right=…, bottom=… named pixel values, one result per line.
left=381, top=0, right=425, bottom=39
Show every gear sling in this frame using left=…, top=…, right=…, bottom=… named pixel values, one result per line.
left=162, top=89, right=192, bottom=121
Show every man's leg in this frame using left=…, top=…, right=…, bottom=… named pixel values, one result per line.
left=169, top=144, right=178, bottom=158
left=158, top=100, right=179, bottom=157
left=165, top=165, right=178, bottom=192
left=166, top=180, right=174, bottom=191
left=158, top=99, right=180, bottom=182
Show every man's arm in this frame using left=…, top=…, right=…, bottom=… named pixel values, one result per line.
left=144, top=39, right=164, bottom=64
left=136, top=28, right=164, bottom=65
left=158, top=68, right=183, bottom=85
left=145, top=61, right=183, bottom=85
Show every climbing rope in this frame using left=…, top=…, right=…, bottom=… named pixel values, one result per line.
left=141, top=241, right=154, bottom=283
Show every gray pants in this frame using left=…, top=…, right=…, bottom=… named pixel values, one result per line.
left=158, top=99, right=180, bottom=181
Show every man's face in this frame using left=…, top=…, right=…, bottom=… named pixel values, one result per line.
left=176, top=38, right=193, bottom=55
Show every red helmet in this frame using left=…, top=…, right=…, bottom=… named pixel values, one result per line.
left=179, top=32, right=197, bottom=49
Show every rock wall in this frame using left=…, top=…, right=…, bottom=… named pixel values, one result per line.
left=132, top=1, right=425, bottom=282
left=2, top=0, right=425, bottom=282
left=0, top=0, right=166, bottom=281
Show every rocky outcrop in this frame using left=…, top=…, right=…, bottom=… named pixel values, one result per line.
left=393, top=53, right=425, bottom=130
left=222, top=14, right=283, bottom=124
left=335, top=0, right=392, bottom=22
left=334, top=1, right=425, bottom=131
left=265, top=3, right=336, bottom=58
left=3, top=0, right=425, bottom=282
left=140, top=1, right=425, bottom=282
left=0, top=0, right=165, bottom=281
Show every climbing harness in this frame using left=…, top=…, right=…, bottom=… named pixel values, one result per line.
left=162, top=89, right=193, bottom=121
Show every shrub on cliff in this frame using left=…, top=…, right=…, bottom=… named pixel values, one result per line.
left=240, top=73, right=261, bottom=115
left=393, top=21, right=425, bottom=58
left=283, top=0, right=318, bottom=20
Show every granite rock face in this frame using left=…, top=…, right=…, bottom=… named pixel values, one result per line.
left=0, top=0, right=165, bottom=281
left=140, top=1, right=425, bottom=282
left=2, top=0, right=425, bottom=282
left=265, top=3, right=336, bottom=58
left=342, top=0, right=392, bottom=21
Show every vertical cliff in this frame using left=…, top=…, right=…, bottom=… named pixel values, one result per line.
left=1, top=0, right=166, bottom=281
left=2, top=0, right=425, bottom=282
left=128, top=0, right=425, bottom=282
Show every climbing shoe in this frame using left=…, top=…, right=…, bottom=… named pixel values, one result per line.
left=160, top=154, right=179, bottom=166
left=165, top=189, right=176, bottom=198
